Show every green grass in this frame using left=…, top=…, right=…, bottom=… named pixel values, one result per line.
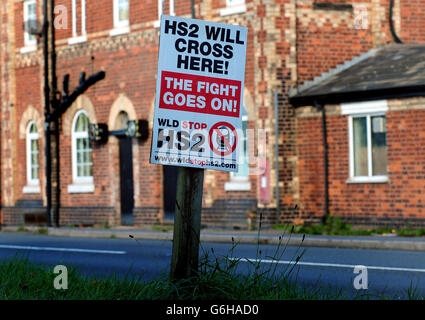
left=38, top=228, right=48, bottom=235
left=152, top=225, right=173, bottom=232
left=272, top=216, right=415, bottom=237
left=0, top=229, right=346, bottom=300
left=0, top=256, right=358, bottom=300
left=1, top=219, right=422, bottom=300
left=397, top=228, right=425, bottom=237
left=102, top=221, right=111, bottom=229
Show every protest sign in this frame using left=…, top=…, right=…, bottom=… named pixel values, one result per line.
left=150, top=15, right=248, bottom=172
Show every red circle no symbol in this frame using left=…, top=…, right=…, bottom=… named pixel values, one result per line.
left=209, top=122, right=238, bottom=156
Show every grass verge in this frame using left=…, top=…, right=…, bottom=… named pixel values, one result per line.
left=0, top=234, right=420, bottom=300
left=273, top=216, right=425, bottom=237
left=1, top=218, right=422, bottom=300
left=0, top=256, right=354, bottom=300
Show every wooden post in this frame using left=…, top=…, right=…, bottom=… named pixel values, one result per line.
left=170, top=167, right=204, bottom=281
left=169, top=1, right=204, bottom=281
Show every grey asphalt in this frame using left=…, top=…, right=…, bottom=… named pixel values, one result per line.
left=0, top=230, right=425, bottom=299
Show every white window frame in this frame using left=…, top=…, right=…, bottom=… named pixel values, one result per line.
left=22, top=0, right=37, bottom=52
left=220, top=0, right=246, bottom=16
left=342, top=100, right=388, bottom=184
left=68, top=0, right=87, bottom=45
left=154, top=0, right=175, bottom=28
left=23, top=121, right=40, bottom=193
left=68, top=110, right=94, bottom=193
left=82, top=0, right=86, bottom=35
left=225, top=115, right=251, bottom=191
left=110, top=0, right=130, bottom=35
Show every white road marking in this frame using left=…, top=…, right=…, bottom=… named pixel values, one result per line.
left=231, top=258, right=425, bottom=273
left=0, top=245, right=126, bottom=255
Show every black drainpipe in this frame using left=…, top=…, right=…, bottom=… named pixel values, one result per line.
left=315, top=102, right=329, bottom=224
left=43, top=0, right=52, bottom=227
left=389, top=0, right=403, bottom=44
left=50, top=0, right=60, bottom=227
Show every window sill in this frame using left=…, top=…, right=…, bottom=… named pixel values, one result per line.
left=67, top=183, right=94, bottom=193
left=23, top=185, right=40, bottom=194
left=109, top=26, right=130, bottom=36
left=346, top=176, right=388, bottom=184
left=225, top=180, right=251, bottom=191
left=220, top=3, right=246, bottom=16
left=20, top=45, right=37, bottom=54
left=68, top=35, right=87, bottom=45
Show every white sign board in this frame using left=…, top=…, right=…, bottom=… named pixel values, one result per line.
left=150, top=15, right=248, bottom=172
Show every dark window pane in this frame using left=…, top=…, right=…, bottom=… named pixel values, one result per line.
left=372, top=116, right=387, bottom=175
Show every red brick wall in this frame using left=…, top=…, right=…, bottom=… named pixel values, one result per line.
left=296, top=1, right=425, bottom=85
left=296, top=111, right=324, bottom=220
left=8, top=0, right=168, bottom=225
left=130, top=0, right=157, bottom=25
left=7, top=0, right=264, bottom=227
left=296, top=1, right=376, bottom=84
left=0, top=0, right=5, bottom=223
left=15, top=64, right=43, bottom=203
left=292, top=0, right=425, bottom=227
left=1, top=0, right=19, bottom=223
left=86, top=0, right=113, bottom=34
left=203, top=20, right=257, bottom=205
left=14, top=1, right=24, bottom=49
left=400, top=0, right=425, bottom=43
left=55, top=0, right=73, bottom=41
left=55, top=34, right=162, bottom=218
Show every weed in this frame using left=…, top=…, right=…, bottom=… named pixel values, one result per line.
left=397, top=228, right=425, bottom=237
left=16, top=227, right=28, bottom=232
left=273, top=217, right=425, bottom=237
left=37, top=228, right=48, bottom=235
left=152, top=225, right=173, bottom=232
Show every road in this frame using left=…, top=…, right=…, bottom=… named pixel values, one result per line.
left=0, top=231, right=424, bottom=299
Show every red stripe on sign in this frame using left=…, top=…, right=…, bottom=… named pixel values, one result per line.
left=159, top=71, right=241, bottom=118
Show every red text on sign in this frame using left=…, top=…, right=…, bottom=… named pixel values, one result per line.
left=159, top=71, right=241, bottom=118
left=182, top=121, right=207, bottom=130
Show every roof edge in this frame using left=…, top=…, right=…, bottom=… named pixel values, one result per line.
left=289, top=47, right=381, bottom=98
left=289, top=84, right=425, bottom=107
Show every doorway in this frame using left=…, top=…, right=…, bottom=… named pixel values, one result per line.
left=162, top=165, right=179, bottom=221
left=116, top=112, right=134, bottom=225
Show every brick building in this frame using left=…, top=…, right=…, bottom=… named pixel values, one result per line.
left=1, top=0, right=281, bottom=228
left=291, top=44, right=425, bottom=227
left=1, top=0, right=425, bottom=229
left=288, top=1, right=425, bottom=228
